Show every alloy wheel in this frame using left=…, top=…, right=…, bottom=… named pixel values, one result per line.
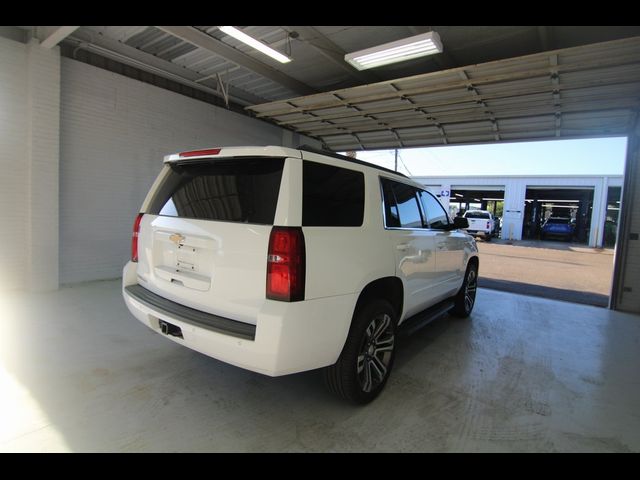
left=465, top=269, right=477, bottom=313
left=357, top=313, right=395, bottom=393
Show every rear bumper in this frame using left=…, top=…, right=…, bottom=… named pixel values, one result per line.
left=466, top=230, right=491, bottom=237
left=542, top=229, right=573, bottom=238
left=122, top=262, right=356, bottom=377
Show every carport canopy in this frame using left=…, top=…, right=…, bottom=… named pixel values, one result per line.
left=247, top=37, right=640, bottom=151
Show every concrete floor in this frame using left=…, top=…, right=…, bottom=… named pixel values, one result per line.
left=477, top=239, right=614, bottom=306
left=1, top=279, right=639, bottom=452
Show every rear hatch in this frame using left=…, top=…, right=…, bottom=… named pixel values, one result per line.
left=464, top=212, right=491, bottom=232
left=135, top=155, right=289, bottom=325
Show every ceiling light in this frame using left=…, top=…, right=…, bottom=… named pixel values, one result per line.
left=219, top=26, right=292, bottom=64
left=344, top=31, right=443, bottom=70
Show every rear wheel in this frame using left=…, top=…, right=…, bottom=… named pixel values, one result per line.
left=451, top=262, right=478, bottom=318
left=323, top=299, right=397, bottom=404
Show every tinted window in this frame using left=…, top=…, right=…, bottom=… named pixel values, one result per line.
left=147, top=158, right=284, bottom=224
left=419, top=190, right=450, bottom=229
left=465, top=211, right=490, bottom=219
left=302, top=161, right=365, bottom=227
left=381, top=179, right=423, bottom=229
left=381, top=179, right=401, bottom=228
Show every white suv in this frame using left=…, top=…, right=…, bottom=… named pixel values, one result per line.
left=122, top=146, right=479, bottom=404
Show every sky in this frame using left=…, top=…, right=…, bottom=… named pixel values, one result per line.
left=346, top=136, right=628, bottom=178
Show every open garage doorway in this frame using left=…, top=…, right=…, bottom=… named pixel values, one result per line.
left=523, top=187, right=595, bottom=244
left=352, top=137, right=627, bottom=308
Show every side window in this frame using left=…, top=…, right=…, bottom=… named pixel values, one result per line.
left=419, top=190, right=450, bottom=229
left=381, top=178, right=424, bottom=229
left=381, top=178, right=401, bottom=228
left=302, top=161, right=365, bottom=227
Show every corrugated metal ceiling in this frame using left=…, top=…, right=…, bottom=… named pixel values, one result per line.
left=52, top=26, right=640, bottom=150
left=247, top=37, right=640, bottom=150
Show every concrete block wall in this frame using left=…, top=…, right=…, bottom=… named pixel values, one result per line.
left=0, top=37, right=28, bottom=290
left=59, top=58, right=316, bottom=284
left=26, top=40, right=60, bottom=291
left=0, top=36, right=60, bottom=291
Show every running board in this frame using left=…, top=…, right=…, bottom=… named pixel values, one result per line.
left=399, top=299, right=455, bottom=337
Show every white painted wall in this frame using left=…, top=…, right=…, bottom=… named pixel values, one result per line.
left=59, top=58, right=318, bottom=284
left=616, top=133, right=640, bottom=313
left=0, top=36, right=60, bottom=291
left=0, top=37, right=28, bottom=290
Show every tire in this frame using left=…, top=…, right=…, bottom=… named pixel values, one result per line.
left=323, top=299, right=397, bottom=405
left=450, top=262, right=478, bottom=318
left=485, top=234, right=492, bottom=242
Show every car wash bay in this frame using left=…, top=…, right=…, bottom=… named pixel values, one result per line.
left=2, top=27, right=640, bottom=452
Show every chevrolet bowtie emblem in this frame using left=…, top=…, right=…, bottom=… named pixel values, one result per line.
left=169, top=233, right=185, bottom=245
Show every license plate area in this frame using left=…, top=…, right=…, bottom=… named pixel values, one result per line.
left=152, top=230, right=216, bottom=291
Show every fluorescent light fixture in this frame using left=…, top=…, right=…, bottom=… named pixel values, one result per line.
left=344, top=31, right=443, bottom=70
left=219, top=26, right=291, bottom=64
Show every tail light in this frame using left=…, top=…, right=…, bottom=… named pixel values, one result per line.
left=486, top=221, right=491, bottom=229
left=179, top=148, right=221, bottom=158
left=131, top=213, right=144, bottom=262
left=266, top=227, right=305, bottom=302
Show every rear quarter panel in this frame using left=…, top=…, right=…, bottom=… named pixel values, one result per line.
left=299, top=153, right=396, bottom=301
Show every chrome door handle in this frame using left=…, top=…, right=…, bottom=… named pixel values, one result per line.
left=396, top=243, right=409, bottom=251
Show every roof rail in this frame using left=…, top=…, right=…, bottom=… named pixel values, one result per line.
left=297, top=145, right=409, bottom=178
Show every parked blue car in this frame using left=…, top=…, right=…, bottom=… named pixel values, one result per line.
left=541, top=217, right=575, bottom=241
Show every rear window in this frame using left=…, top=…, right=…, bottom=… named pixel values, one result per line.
left=146, top=158, right=285, bottom=225
left=465, top=211, right=490, bottom=219
left=302, top=161, right=365, bottom=227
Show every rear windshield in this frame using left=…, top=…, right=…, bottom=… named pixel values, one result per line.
left=546, top=217, right=571, bottom=224
left=465, top=211, right=490, bottom=219
left=146, top=158, right=285, bottom=225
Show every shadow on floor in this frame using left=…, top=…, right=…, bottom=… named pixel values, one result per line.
left=478, top=277, right=609, bottom=307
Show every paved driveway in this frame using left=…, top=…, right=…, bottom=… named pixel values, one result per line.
left=476, top=239, right=614, bottom=307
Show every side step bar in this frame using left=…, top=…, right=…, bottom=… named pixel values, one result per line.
left=399, top=299, right=455, bottom=337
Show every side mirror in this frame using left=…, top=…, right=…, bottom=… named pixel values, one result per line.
left=453, top=217, right=469, bottom=229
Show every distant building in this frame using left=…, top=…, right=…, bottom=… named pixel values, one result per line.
left=413, top=174, right=623, bottom=248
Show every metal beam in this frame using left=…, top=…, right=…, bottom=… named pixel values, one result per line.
left=157, top=26, right=317, bottom=96
left=38, top=26, right=79, bottom=49
left=285, top=26, right=382, bottom=85
left=537, top=26, right=555, bottom=51
left=64, top=30, right=265, bottom=106
left=408, top=26, right=457, bottom=70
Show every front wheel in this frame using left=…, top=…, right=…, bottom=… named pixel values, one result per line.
left=451, top=262, right=478, bottom=318
left=323, top=299, right=397, bottom=404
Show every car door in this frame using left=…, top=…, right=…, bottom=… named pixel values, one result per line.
left=381, top=178, right=444, bottom=318
left=418, top=190, right=467, bottom=297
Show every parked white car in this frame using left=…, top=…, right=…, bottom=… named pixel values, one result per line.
left=122, top=145, right=479, bottom=404
left=463, top=210, right=496, bottom=241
